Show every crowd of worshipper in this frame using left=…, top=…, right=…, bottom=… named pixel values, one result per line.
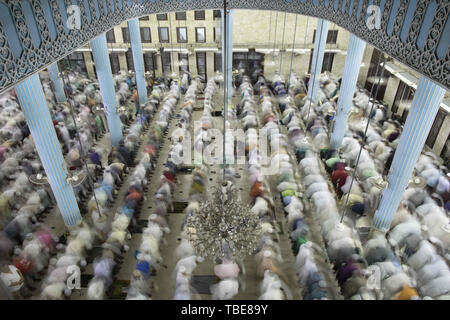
left=267, top=69, right=449, bottom=299
left=242, top=77, right=295, bottom=300
left=208, top=76, right=286, bottom=300
left=125, top=76, right=204, bottom=300
left=173, top=78, right=216, bottom=300
left=0, top=60, right=449, bottom=300
left=40, top=76, right=185, bottom=300
left=84, top=85, right=168, bottom=300
left=0, top=67, right=170, bottom=298
left=38, top=74, right=169, bottom=300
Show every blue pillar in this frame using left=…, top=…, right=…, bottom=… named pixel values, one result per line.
left=221, top=9, right=234, bottom=104
left=372, top=77, right=445, bottom=231
left=330, top=34, right=366, bottom=149
left=15, top=74, right=82, bottom=226
left=128, top=18, right=148, bottom=105
left=90, top=33, right=123, bottom=147
left=226, top=10, right=234, bottom=102
left=48, top=62, right=66, bottom=103
left=307, top=19, right=330, bottom=102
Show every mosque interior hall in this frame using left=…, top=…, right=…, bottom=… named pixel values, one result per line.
left=1, top=1, right=450, bottom=301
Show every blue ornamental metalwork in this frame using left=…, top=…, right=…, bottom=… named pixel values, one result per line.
left=0, top=0, right=449, bottom=93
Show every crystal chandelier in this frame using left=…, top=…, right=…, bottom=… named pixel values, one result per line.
left=185, top=185, right=261, bottom=260
left=185, top=5, right=260, bottom=261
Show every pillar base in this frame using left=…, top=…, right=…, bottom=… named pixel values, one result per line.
left=368, top=224, right=388, bottom=239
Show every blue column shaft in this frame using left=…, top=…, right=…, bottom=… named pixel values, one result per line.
left=90, top=33, right=123, bottom=147
left=221, top=9, right=234, bottom=104
left=128, top=18, right=147, bottom=105
left=330, top=34, right=366, bottom=149
left=226, top=10, right=234, bottom=102
left=307, top=19, right=330, bottom=102
left=48, top=62, right=66, bottom=103
left=221, top=10, right=225, bottom=77
left=372, top=77, right=445, bottom=231
left=15, top=74, right=81, bottom=226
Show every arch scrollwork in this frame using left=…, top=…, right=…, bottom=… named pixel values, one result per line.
left=0, top=0, right=448, bottom=93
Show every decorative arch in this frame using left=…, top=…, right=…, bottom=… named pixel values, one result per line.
left=0, top=0, right=448, bottom=93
